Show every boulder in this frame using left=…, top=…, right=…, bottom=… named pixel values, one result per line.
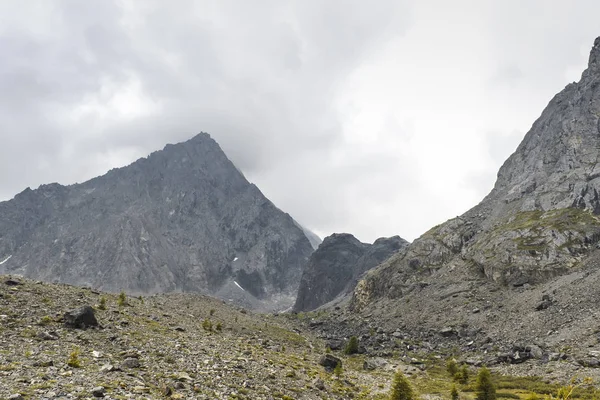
left=318, top=354, right=342, bottom=372
left=578, top=358, right=600, bottom=368
left=91, top=386, right=105, bottom=398
left=363, top=357, right=388, bottom=370
left=313, top=378, right=326, bottom=390
left=64, top=306, right=98, bottom=329
left=121, top=357, right=141, bottom=369
left=327, top=339, right=344, bottom=351
left=440, top=327, right=456, bottom=337
left=37, top=331, right=59, bottom=341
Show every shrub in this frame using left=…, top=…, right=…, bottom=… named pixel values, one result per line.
left=333, top=363, right=343, bottom=378
left=451, top=384, right=459, bottom=400
left=98, top=297, right=107, bottom=310
left=447, top=359, right=459, bottom=376
left=39, top=315, right=53, bottom=326
left=215, top=322, right=222, bottom=331
left=202, top=318, right=212, bottom=331
left=475, top=367, right=496, bottom=400
left=209, top=309, right=215, bottom=316
left=344, top=336, right=359, bottom=355
left=389, top=371, right=415, bottom=400
left=67, top=348, right=81, bottom=368
left=455, top=365, right=469, bottom=384
left=118, top=291, right=127, bottom=307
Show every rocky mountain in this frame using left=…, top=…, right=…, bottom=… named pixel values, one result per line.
left=293, top=234, right=408, bottom=312
left=320, top=37, right=600, bottom=350
left=0, top=133, right=316, bottom=310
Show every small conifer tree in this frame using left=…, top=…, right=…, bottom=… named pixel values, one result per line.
left=67, top=347, right=81, bottom=368
left=451, top=384, right=459, bottom=400
left=98, top=297, right=107, bottom=310
left=202, top=318, right=212, bottom=331
left=475, top=367, right=496, bottom=400
left=389, top=371, right=415, bottom=400
left=447, top=359, right=458, bottom=376
left=333, top=362, right=343, bottom=378
left=118, top=291, right=127, bottom=307
left=455, top=365, right=469, bottom=384
left=344, top=336, right=359, bottom=355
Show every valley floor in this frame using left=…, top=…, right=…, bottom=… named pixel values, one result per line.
left=1, top=276, right=600, bottom=399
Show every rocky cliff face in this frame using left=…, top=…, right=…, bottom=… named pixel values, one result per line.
left=287, top=37, right=600, bottom=359
left=293, top=233, right=407, bottom=312
left=352, top=37, right=600, bottom=312
left=0, top=133, right=316, bottom=310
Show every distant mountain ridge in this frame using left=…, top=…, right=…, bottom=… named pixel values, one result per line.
left=0, top=133, right=317, bottom=310
left=293, top=233, right=408, bottom=312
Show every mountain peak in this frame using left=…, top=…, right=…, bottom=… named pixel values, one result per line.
left=0, top=133, right=315, bottom=311
left=350, top=35, right=600, bottom=311
left=589, top=37, right=600, bottom=69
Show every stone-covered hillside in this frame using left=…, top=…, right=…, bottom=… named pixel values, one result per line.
left=2, top=275, right=600, bottom=399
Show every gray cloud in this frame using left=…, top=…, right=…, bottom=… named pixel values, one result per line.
left=0, top=0, right=413, bottom=241
left=1, top=1, right=599, bottom=242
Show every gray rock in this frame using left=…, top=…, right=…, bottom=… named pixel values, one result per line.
left=121, top=357, right=141, bottom=369
left=578, top=358, right=600, bottom=368
left=8, top=395, right=23, bottom=400
left=293, top=234, right=408, bottom=312
left=363, top=357, right=388, bottom=370
left=313, top=378, right=326, bottom=390
left=318, top=354, right=342, bottom=372
left=91, top=386, right=105, bottom=397
left=99, top=364, right=117, bottom=372
left=440, top=327, right=456, bottom=337
left=527, top=344, right=544, bottom=359
left=326, top=339, right=343, bottom=351
left=0, top=133, right=317, bottom=311
left=37, top=331, right=59, bottom=340
left=64, top=306, right=98, bottom=329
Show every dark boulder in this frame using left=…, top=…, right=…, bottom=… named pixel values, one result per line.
left=327, top=339, right=344, bottom=351
left=64, top=306, right=99, bottom=329
left=319, top=354, right=342, bottom=372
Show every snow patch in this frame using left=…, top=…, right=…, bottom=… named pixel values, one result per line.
left=233, top=257, right=238, bottom=262
left=0, top=255, right=12, bottom=265
left=233, top=281, right=245, bottom=291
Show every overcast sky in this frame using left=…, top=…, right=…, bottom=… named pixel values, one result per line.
left=0, top=1, right=599, bottom=242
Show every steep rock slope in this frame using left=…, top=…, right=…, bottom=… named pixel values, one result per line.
left=326, top=38, right=600, bottom=351
left=0, top=133, right=315, bottom=310
left=353, top=37, right=600, bottom=312
left=293, top=234, right=407, bottom=312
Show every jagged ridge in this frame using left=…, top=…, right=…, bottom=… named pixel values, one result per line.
left=0, top=133, right=316, bottom=310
